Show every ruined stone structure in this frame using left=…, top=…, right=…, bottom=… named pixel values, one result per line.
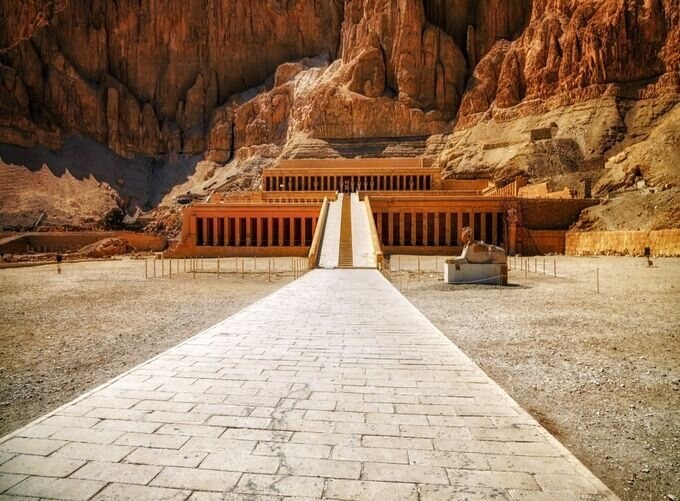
left=170, top=159, right=596, bottom=261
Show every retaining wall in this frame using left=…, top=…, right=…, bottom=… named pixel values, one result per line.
left=566, top=230, right=680, bottom=256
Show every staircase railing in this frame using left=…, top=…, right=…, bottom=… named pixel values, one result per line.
left=307, top=196, right=330, bottom=269
left=363, top=196, right=384, bottom=268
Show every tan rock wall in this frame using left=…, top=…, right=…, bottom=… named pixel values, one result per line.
left=566, top=230, right=680, bottom=256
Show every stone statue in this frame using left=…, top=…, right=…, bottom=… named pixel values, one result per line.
left=453, top=226, right=506, bottom=264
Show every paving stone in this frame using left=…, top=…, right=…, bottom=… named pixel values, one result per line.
left=290, top=432, right=361, bottom=447
left=0, top=473, right=27, bottom=493
left=6, top=476, right=105, bottom=500
left=53, top=442, right=133, bottom=462
left=156, top=424, right=225, bottom=437
left=361, top=462, right=449, bottom=484
left=362, top=435, right=432, bottom=450
left=150, top=466, right=241, bottom=491
left=115, top=431, right=189, bottom=449
left=205, top=415, right=272, bottom=429
left=134, top=400, right=196, bottom=412
left=235, top=473, right=324, bottom=498
left=221, top=429, right=292, bottom=442
left=92, top=483, right=190, bottom=500
left=41, top=416, right=100, bottom=429
left=324, top=479, right=418, bottom=501
left=80, top=396, right=139, bottom=409
left=332, top=446, right=408, bottom=464
left=0, top=453, right=13, bottom=466
left=14, top=424, right=62, bottom=439
left=0, top=437, right=67, bottom=456
left=447, top=468, right=541, bottom=490
left=487, top=454, right=577, bottom=475
left=200, top=451, right=280, bottom=473
left=92, top=419, right=161, bottom=434
left=86, top=407, right=150, bottom=421
left=419, top=484, right=512, bottom=501
left=253, top=442, right=331, bottom=459
left=182, top=436, right=257, bottom=453
left=0, top=454, right=85, bottom=477
left=51, top=427, right=125, bottom=445
left=535, top=473, right=599, bottom=492
left=125, top=447, right=207, bottom=467
left=409, top=449, right=489, bottom=469
left=278, top=456, right=361, bottom=479
left=71, top=460, right=162, bottom=484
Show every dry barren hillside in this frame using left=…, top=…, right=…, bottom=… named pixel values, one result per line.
left=0, top=0, right=678, bottom=233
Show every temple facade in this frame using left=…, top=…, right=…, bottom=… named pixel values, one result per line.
left=169, top=158, right=596, bottom=260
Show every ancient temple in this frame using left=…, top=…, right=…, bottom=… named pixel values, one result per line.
left=169, top=159, right=595, bottom=264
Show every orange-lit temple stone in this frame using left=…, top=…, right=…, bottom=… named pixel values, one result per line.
left=169, top=159, right=596, bottom=259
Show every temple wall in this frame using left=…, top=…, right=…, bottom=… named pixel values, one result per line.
left=566, top=230, right=680, bottom=257
left=525, top=230, right=567, bottom=255
left=521, top=199, right=599, bottom=230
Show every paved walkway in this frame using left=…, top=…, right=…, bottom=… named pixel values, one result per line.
left=0, top=270, right=616, bottom=500
left=318, top=195, right=342, bottom=268
left=350, top=194, right=375, bottom=268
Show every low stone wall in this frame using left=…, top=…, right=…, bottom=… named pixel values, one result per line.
left=566, top=230, right=680, bottom=256
left=0, top=231, right=167, bottom=254
left=526, top=230, right=567, bottom=255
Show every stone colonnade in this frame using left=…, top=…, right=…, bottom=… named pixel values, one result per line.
left=264, top=174, right=434, bottom=192
left=374, top=211, right=505, bottom=247
left=192, top=214, right=318, bottom=247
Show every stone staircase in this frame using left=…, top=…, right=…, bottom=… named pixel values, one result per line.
left=337, top=193, right=354, bottom=268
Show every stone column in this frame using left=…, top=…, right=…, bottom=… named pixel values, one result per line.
left=423, top=213, right=429, bottom=246
left=388, top=213, right=394, bottom=246
left=377, top=212, right=383, bottom=241
left=268, top=217, right=273, bottom=246
left=256, top=218, right=263, bottom=246
left=507, top=208, right=518, bottom=255
left=278, top=218, right=284, bottom=246
left=399, top=213, right=406, bottom=246
left=456, top=213, right=463, bottom=245
left=235, top=218, right=241, bottom=246
left=191, top=215, right=197, bottom=245
left=245, top=218, right=251, bottom=246
left=202, top=218, right=209, bottom=246
left=289, top=217, right=295, bottom=246
left=492, top=212, right=498, bottom=245
left=469, top=212, right=476, bottom=241
left=445, top=213, right=451, bottom=246
left=411, top=212, right=417, bottom=245
left=301, top=217, right=307, bottom=246
left=434, top=213, right=440, bottom=246
left=480, top=212, right=487, bottom=243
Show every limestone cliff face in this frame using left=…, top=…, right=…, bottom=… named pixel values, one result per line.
left=0, top=0, right=679, bottom=231
left=0, top=0, right=343, bottom=157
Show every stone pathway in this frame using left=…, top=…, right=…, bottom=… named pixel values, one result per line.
left=350, top=194, right=375, bottom=268
left=0, top=270, right=617, bottom=500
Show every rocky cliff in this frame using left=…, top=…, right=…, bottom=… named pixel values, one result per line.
left=0, top=0, right=678, bottom=231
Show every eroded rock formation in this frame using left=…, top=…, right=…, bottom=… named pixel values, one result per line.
left=0, top=0, right=678, bottom=232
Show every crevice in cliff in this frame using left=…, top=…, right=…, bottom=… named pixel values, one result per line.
left=423, top=0, right=532, bottom=66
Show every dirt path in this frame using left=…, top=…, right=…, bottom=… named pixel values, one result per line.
left=0, top=257, right=293, bottom=436
left=394, top=255, right=679, bottom=501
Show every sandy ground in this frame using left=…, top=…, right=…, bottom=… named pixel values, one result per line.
left=0, top=256, right=298, bottom=436
left=390, top=255, right=679, bottom=501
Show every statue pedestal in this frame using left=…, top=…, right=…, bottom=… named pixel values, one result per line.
left=443, top=261, right=508, bottom=285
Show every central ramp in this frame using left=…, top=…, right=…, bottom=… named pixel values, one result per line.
left=317, top=193, right=378, bottom=269
left=0, top=270, right=616, bottom=500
